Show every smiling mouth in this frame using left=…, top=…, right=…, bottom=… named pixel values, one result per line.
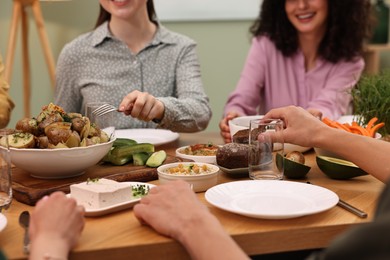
left=297, top=13, right=315, bottom=20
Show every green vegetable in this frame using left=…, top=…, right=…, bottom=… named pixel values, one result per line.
left=316, top=155, right=367, bottom=180
left=113, top=138, right=137, bottom=147
left=132, top=184, right=150, bottom=198
left=146, top=150, right=167, bottom=167
left=352, top=71, right=390, bottom=137
left=276, top=153, right=311, bottom=179
left=111, top=143, right=155, bottom=158
left=133, top=152, right=151, bottom=166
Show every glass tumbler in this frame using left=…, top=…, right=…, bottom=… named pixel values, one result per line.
left=248, top=119, right=284, bottom=180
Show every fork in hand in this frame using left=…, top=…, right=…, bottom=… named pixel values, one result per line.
left=92, top=104, right=119, bottom=117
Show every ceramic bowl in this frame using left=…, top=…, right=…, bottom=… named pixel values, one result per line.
left=10, top=139, right=115, bottom=179
left=228, top=115, right=311, bottom=153
left=157, top=162, right=219, bottom=192
left=175, top=145, right=218, bottom=164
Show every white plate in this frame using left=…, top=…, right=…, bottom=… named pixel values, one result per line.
left=0, top=213, right=7, bottom=232
left=205, top=180, right=338, bottom=219
left=115, top=129, right=179, bottom=146
left=68, top=182, right=156, bottom=217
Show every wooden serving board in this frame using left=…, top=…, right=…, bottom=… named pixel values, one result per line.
left=11, top=155, right=186, bottom=206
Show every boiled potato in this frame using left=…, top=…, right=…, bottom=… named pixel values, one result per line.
left=8, top=133, right=35, bottom=148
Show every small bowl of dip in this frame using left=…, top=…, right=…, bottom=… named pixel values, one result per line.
left=175, top=143, right=219, bottom=164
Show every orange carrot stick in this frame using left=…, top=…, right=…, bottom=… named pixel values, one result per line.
left=334, top=122, right=352, bottom=132
left=366, top=117, right=378, bottom=130
left=370, top=122, right=385, bottom=137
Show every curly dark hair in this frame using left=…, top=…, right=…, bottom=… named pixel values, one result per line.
left=95, top=0, right=157, bottom=28
left=250, top=0, right=373, bottom=63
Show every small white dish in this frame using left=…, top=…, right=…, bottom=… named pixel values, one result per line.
left=205, top=180, right=338, bottom=219
left=175, top=145, right=218, bottom=164
left=68, top=182, right=155, bottom=217
left=115, top=129, right=179, bottom=146
left=157, top=162, right=219, bottom=192
left=0, top=213, right=7, bottom=232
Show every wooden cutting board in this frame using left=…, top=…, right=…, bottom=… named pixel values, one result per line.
left=11, top=155, right=186, bottom=206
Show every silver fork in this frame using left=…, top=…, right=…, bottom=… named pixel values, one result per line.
left=92, top=104, right=119, bottom=117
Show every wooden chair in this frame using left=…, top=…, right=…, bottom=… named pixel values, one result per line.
left=4, top=0, right=56, bottom=118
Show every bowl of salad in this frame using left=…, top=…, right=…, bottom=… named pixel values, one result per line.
left=157, top=162, right=220, bottom=192
left=175, top=143, right=219, bottom=164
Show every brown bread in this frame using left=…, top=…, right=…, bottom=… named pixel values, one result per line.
left=216, top=143, right=249, bottom=169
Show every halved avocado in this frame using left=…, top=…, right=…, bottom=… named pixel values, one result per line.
left=276, top=153, right=311, bottom=179
left=316, top=156, right=368, bottom=180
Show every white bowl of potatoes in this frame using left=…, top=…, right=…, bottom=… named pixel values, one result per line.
left=3, top=103, right=115, bottom=179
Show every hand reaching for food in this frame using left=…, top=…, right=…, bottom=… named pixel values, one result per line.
left=119, top=90, right=165, bottom=122
left=219, top=111, right=241, bottom=143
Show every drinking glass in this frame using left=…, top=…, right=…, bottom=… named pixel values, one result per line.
left=0, top=130, right=12, bottom=211
left=248, top=119, right=284, bottom=180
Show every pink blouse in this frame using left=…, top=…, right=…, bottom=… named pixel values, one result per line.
left=224, top=36, right=364, bottom=119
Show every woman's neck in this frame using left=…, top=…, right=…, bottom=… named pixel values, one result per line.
left=298, top=30, right=325, bottom=72
left=109, top=16, right=157, bottom=54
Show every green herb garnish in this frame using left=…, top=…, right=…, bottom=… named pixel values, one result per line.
left=86, top=178, right=100, bottom=184
left=132, top=184, right=150, bottom=198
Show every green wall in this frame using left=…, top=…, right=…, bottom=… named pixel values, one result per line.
left=0, top=0, right=253, bottom=132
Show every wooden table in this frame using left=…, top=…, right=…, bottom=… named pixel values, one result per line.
left=0, top=132, right=385, bottom=259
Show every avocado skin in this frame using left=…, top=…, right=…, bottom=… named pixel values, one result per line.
left=276, top=153, right=311, bottom=179
left=316, top=156, right=368, bottom=180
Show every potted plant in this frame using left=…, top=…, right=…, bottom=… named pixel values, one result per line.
left=351, top=70, right=390, bottom=141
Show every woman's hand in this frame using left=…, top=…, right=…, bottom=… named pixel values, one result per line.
left=29, top=192, right=85, bottom=259
left=119, top=90, right=165, bottom=122
left=219, top=111, right=240, bottom=143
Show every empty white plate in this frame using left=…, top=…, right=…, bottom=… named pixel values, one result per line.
left=205, top=180, right=338, bottom=219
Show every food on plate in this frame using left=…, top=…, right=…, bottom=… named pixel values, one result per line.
left=322, top=117, right=385, bottom=138
left=285, top=151, right=305, bottom=164
left=216, top=143, right=249, bottom=169
left=146, top=150, right=167, bottom=167
left=316, top=155, right=368, bottom=180
left=178, top=143, right=218, bottom=156
left=70, top=178, right=133, bottom=209
left=5, top=103, right=110, bottom=149
left=70, top=178, right=150, bottom=209
left=131, top=183, right=150, bottom=198
left=132, top=152, right=151, bottom=166
left=232, top=128, right=262, bottom=144
left=162, top=163, right=214, bottom=175
left=276, top=153, right=311, bottom=179
left=103, top=138, right=166, bottom=167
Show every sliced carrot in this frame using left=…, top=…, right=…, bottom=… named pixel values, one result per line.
left=349, top=125, right=371, bottom=136
left=334, top=122, right=352, bottom=132
left=366, top=117, right=378, bottom=131
left=370, top=122, right=385, bottom=137
left=322, top=117, right=334, bottom=127
left=351, top=121, right=359, bottom=127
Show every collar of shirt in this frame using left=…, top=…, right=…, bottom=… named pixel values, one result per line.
left=90, top=21, right=176, bottom=49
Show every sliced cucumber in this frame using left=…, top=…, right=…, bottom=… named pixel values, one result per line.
left=146, top=150, right=167, bottom=167
left=111, top=143, right=155, bottom=158
left=133, top=152, right=151, bottom=166
left=113, top=138, right=137, bottom=147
